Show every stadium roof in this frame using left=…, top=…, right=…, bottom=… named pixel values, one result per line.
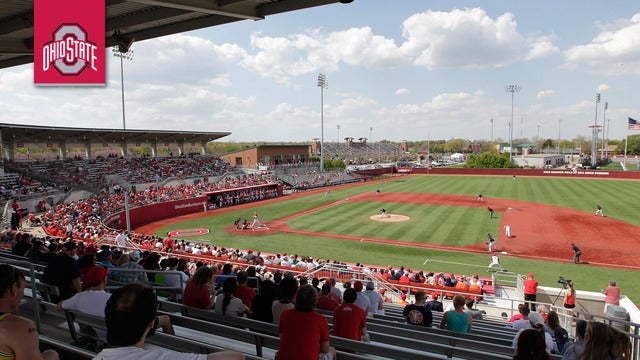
left=0, top=0, right=353, bottom=69
left=0, top=123, right=230, bottom=144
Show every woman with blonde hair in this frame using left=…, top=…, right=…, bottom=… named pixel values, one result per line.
left=439, top=295, right=472, bottom=333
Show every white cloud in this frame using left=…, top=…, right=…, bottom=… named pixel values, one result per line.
left=596, top=84, right=610, bottom=92
left=564, top=13, right=640, bottom=75
left=400, top=8, right=556, bottom=69
left=395, top=88, right=410, bottom=95
left=524, top=35, right=560, bottom=60
left=536, top=90, right=556, bottom=100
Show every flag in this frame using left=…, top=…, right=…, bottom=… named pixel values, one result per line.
left=630, top=117, right=640, bottom=130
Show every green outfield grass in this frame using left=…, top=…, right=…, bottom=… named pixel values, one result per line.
left=155, top=175, right=640, bottom=303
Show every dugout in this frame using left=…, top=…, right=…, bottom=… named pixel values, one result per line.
left=204, top=183, right=282, bottom=208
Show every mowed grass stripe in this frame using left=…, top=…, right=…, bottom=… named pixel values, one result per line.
left=153, top=175, right=640, bottom=302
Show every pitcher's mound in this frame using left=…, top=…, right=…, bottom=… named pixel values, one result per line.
left=370, top=214, right=410, bottom=222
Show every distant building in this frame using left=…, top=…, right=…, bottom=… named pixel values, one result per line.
left=513, top=154, right=565, bottom=169
left=221, top=144, right=310, bottom=168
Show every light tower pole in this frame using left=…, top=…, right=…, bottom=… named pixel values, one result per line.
left=592, top=93, right=600, bottom=166
left=490, top=118, right=493, bottom=142
left=112, top=47, right=134, bottom=129
left=601, top=102, right=608, bottom=159
left=505, top=85, right=521, bottom=162
left=337, top=124, right=340, bottom=144
left=557, top=119, right=561, bottom=154
left=317, top=73, right=327, bottom=171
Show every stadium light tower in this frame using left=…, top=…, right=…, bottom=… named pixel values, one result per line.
left=592, top=93, right=600, bottom=166
left=601, top=101, right=608, bottom=159
left=113, top=46, right=134, bottom=129
left=317, top=73, right=328, bottom=171
left=505, top=85, right=521, bottom=162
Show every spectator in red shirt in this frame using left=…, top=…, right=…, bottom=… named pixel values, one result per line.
left=316, top=283, right=339, bottom=311
left=233, top=270, right=256, bottom=308
left=524, top=273, right=539, bottom=311
left=277, top=285, right=336, bottom=360
left=182, top=266, right=214, bottom=309
left=333, top=288, right=368, bottom=342
left=604, top=280, right=620, bottom=313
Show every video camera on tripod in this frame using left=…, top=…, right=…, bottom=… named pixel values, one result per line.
left=557, top=276, right=571, bottom=289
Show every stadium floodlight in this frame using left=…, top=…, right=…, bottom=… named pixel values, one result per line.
left=505, top=85, right=521, bottom=162
left=592, top=93, right=601, bottom=166
left=317, top=73, right=328, bottom=171
left=113, top=46, right=134, bottom=129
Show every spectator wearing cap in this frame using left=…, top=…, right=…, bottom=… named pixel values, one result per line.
left=511, top=305, right=532, bottom=331
left=398, top=293, right=409, bottom=306
left=327, top=278, right=342, bottom=304
left=43, top=240, right=81, bottom=302
left=352, top=280, right=371, bottom=315
left=113, top=251, right=148, bottom=284
left=425, top=292, right=443, bottom=312
left=97, top=249, right=117, bottom=280
left=57, top=266, right=112, bottom=342
left=512, top=311, right=555, bottom=354
left=379, top=288, right=392, bottom=303
left=524, top=273, right=539, bottom=311
left=43, top=242, right=60, bottom=262
left=362, top=281, right=384, bottom=316
left=604, top=279, right=620, bottom=313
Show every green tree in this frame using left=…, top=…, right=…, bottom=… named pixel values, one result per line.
left=541, top=139, right=555, bottom=149
left=443, top=138, right=468, bottom=153
left=617, top=135, right=640, bottom=155
left=465, top=152, right=518, bottom=168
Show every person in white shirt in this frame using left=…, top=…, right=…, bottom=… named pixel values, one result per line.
left=163, top=257, right=189, bottom=301
left=115, top=230, right=128, bottom=249
left=58, top=266, right=112, bottom=342
left=352, top=281, right=371, bottom=315
left=362, top=281, right=384, bottom=315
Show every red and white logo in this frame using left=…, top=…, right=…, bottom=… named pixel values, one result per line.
left=34, top=0, right=105, bottom=85
left=42, top=24, right=98, bottom=76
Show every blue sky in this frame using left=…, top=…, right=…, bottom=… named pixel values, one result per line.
left=1, top=1, right=639, bottom=143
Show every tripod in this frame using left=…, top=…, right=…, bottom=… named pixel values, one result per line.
left=552, top=283, right=567, bottom=306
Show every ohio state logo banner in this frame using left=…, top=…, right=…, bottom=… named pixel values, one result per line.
left=34, top=0, right=105, bottom=86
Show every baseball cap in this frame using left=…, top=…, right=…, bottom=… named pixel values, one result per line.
left=97, top=249, right=111, bottom=260
left=431, top=292, right=439, bottom=299
left=379, top=289, right=386, bottom=295
left=365, top=281, right=375, bottom=290
left=63, top=241, right=77, bottom=251
left=527, top=273, right=534, bottom=278
left=353, top=280, right=363, bottom=291
left=129, top=250, right=140, bottom=261
left=400, top=293, right=407, bottom=300
left=528, top=312, right=545, bottom=327
left=83, top=266, right=109, bottom=286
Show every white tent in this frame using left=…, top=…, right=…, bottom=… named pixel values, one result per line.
left=451, top=153, right=465, bottom=161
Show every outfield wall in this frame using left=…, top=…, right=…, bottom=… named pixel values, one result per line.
left=377, top=167, right=640, bottom=179
left=102, top=196, right=208, bottom=230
